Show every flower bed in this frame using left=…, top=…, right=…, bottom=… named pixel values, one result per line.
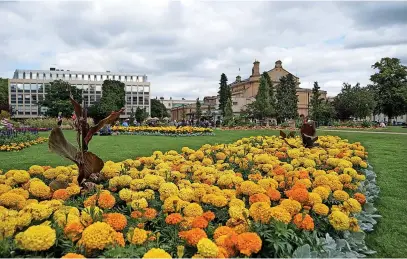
left=0, top=135, right=379, bottom=258
left=221, top=126, right=297, bottom=131
left=0, top=130, right=48, bottom=152
left=321, top=126, right=383, bottom=130
left=112, top=126, right=214, bottom=136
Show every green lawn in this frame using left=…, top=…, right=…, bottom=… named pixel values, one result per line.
left=0, top=129, right=406, bottom=257
left=320, top=125, right=407, bottom=133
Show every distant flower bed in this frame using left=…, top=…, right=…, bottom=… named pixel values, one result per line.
left=0, top=130, right=48, bottom=152
left=14, top=127, right=51, bottom=132
left=112, top=126, right=214, bottom=136
left=221, top=126, right=297, bottom=131
left=321, top=126, right=382, bottom=130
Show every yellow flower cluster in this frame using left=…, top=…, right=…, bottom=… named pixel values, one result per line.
left=0, top=134, right=372, bottom=258
left=0, top=137, right=48, bottom=152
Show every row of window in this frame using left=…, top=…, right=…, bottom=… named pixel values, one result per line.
left=15, top=72, right=147, bottom=82
left=10, top=84, right=150, bottom=93
left=11, top=106, right=150, bottom=116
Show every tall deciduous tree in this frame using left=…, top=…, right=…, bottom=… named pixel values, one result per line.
left=262, top=72, right=276, bottom=117
left=334, top=83, right=375, bottom=120
left=150, top=99, right=169, bottom=118
left=40, top=80, right=82, bottom=117
left=0, top=78, right=8, bottom=109
left=135, top=107, right=148, bottom=123
left=218, top=73, right=229, bottom=116
left=309, top=81, right=324, bottom=122
left=276, top=74, right=299, bottom=122
left=369, top=57, right=407, bottom=120
left=195, top=98, right=202, bottom=120
left=252, top=76, right=272, bottom=120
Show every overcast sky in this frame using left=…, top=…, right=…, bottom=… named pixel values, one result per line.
left=1, top=1, right=407, bottom=98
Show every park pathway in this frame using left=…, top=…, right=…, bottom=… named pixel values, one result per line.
left=320, top=129, right=407, bottom=135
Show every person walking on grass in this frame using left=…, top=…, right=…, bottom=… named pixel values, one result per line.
left=57, top=112, right=63, bottom=128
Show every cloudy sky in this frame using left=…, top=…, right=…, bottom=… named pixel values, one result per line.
left=1, top=1, right=407, bottom=98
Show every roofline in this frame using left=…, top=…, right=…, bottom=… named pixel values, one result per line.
left=14, top=69, right=146, bottom=77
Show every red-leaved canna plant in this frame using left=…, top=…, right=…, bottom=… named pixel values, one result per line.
left=48, top=95, right=124, bottom=190
left=279, top=120, right=319, bottom=148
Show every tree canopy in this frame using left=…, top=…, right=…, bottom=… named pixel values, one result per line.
left=218, top=73, right=230, bottom=116
left=309, top=81, right=325, bottom=122
left=150, top=99, right=169, bottom=118
left=262, top=72, right=277, bottom=118
left=195, top=98, right=202, bottom=120
left=369, top=57, right=407, bottom=119
left=276, top=74, right=299, bottom=122
left=40, top=80, right=82, bottom=117
left=333, top=83, right=375, bottom=120
left=252, top=75, right=272, bottom=120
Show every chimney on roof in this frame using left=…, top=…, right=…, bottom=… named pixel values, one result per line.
left=275, top=60, right=282, bottom=68
left=50, top=67, right=55, bottom=71
left=251, top=60, right=260, bottom=77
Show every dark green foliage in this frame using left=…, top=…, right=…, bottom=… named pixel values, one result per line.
left=309, top=82, right=324, bottom=122
left=369, top=57, right=407, bottom=120
left=150, top=99, right=169, bottom=118
left=100, top=80, right=126, bottom=116
left=223, top=97, right=233, bottom=124
left=262, top=72, right=277, bottom=117
left=218, top=73, right=230, bottom=116
left=252, top=75, right=272, bottom=120
left=0, top=78, right=8, bottom=108
left=195, top=98, right=202, bottom=120
left=39, top=80, right=82, bottom=117
left=333, top=83, right=375, bottom=120
left=276, top=74, right=299, bottom=122
left=135, top=107, right=148, bottom=123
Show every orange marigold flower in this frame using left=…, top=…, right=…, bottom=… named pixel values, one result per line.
left=143, top=208, right=158, bottom=220
left=165, top=213, right=183, bottom=225
left=83, top=195, right=97, bottom=207
left=293, top=214, right=315, bottom=231
left=353, top=193, right=366, bottom=205
left=64, top=222, right=84, bottom=242
left=298, top=170, right=309, bottom=179
left=213, top=226, right=236, bottom=239
left=248, top=173, right=262, bottom=182
left=52, top=189, right=70, bottom=201
left=249, top=193, right=271, bottom=205
left=273, top=167, right=286, bottom=176
left=137, top=223, right=145, bottom=229
left=103, top=213, right=127, bottom=231
left=61, top=253, right=86, bottom=258
left=202, top=211, right=215, bottom=221
left=114, top=231, right=125, bottom=247
left=179, top=228, right=207, bottom=246
left=98, top=193, right=116, bottom=209
left=192, top=216, right=209, bottom=229
left=131, top=211, right=143, bottom=219
left=266, top=188, right=281, bottom=201
left=285, top=188, right=309, bottom=203
left=236, top=232, right=262, bottom=256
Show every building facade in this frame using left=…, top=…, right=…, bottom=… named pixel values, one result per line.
left=8, top=68, right=150, bottom=118
left=228, top=60, right=327, bottom=117
left=159, top=97, right=196, bottom=119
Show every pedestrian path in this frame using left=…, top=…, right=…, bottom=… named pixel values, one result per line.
left=320, top=129, right=407, bottom=135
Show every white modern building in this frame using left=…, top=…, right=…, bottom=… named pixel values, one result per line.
left=8, top=68, right=150, bottom=118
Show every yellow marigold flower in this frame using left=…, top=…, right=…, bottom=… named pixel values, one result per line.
left=128, top=227, right=148, bottom=245
left=131, top=198, right=148, bottom=210
left=179, top=188, right=195, bottom=202
left=333, top=190, right=350, bottom=201
left=0, top=218, right=18, bottom=239
left=229, top=205, right=249, bottom=220
left=61, top=253, right=86, bottom=258
left=308, top=192, right=322, bottom=205
left=249, top=202, right=272, bottom=223
left=343, top=198, right=362, bottom=213
left=329, top=211, right=350, bottom=231
left=28, top=165, right=44, bottom=175
left=210, top=195, right=228, bottom=207
left=29, top=181, right=51, bottom=198
left=280, top=199, right=301, bottom=215
left=15, top=225, right=56, bottom=251
left=350, top=156, right=362, bottom=165
left=12, top=170, right=30, bottom=184
left=79, top=222, right=117, bottom=250
left=66, top=184, right=81, bottom=196
left=229, top=198, right=245, bottom=208
left=17, top=212, right=32, bottom=228
left=239, top=181, right=265, bottom=196
left=312, top=186, right=330, bottom=200
left=360, top=161, right=368, bottom=168
left=184, top=203, right=203, bottom=217
left=159, top=182, right=179, bottom=201
left=43, top=168, right=57, bottom=179
left=349, top=217, right=361, bottom=232
left=197, top=238, right=219, bottom=258
left=269, top=206, right=292, bottom=224
left=143, top=248, right=172, bottom=259
left=119, top=188, right=133, bottom=202
left=0, top=192, right=26, bottom=209
left=257, top=178, right=278, bottom=190
left=0, top=184, right=12, bottom=195
left=313, top=203, right=329, bottom=216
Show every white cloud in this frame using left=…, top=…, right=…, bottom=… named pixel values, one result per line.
left=1, top=1, right=406, bottom=99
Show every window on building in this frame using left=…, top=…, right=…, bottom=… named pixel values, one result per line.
left=84, top=74, right=88, bottom=80
left=22, top=72, right=26, bottom=79
left=233, top=102, right=238, bottom=105
left=96, top=75, right=101, bottom=81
